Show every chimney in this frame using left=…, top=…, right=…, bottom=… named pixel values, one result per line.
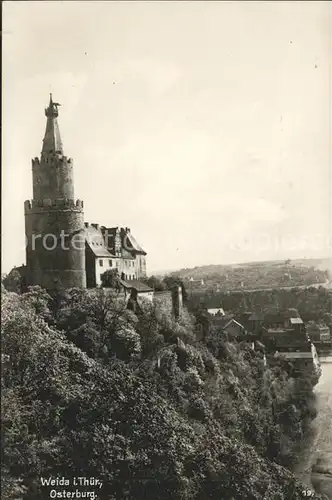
left=91, top=223, right=100, bottom=230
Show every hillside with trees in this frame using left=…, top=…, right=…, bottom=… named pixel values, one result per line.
left=171, top=259, right=331, bottom=294
left=1, top=283, right=327, bottom=499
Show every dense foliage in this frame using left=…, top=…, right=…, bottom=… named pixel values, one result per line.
left=1, top=285, right=325, bottom=499
left=143, top=275, right=189, bottom=303
left=190, top=286, right=332, bottom=324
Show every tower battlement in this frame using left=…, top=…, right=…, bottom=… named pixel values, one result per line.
left=32, top=153, right=75, bottom=200
left=33, top=155, right=73, bottom=165
left=24, top=198, right=84, bottom=213
left=25, top=95, right=86, bottom=290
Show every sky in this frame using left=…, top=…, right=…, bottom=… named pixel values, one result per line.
left=2, top=1, right=332, bottom=274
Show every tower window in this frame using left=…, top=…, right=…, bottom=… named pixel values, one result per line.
left=99, top=259, right=103, bottom=267
left=109, top=260, right=112, bottom=267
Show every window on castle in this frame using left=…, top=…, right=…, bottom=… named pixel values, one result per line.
left=109, top=260, right=112, bottom=267
left=99, top=260, right=103, bottom=267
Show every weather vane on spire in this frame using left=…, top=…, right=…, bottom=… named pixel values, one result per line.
left=45, top=93, right=61, bottom=118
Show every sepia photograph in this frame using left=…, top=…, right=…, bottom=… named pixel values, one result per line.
left=2, top=1, right=332, bottom=499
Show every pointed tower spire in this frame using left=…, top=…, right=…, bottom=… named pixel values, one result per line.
left=42, top=94, right=63, bottom=155
left=25, top=94, right=86, bottom=290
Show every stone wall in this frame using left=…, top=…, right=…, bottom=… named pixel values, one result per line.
left=32, top=156, right=75, bottom=200
left=25, top=202, right=86, bottom=290
left=153, top=290, right=173, bottom=310
left=154, top=286, right=183, bottom=319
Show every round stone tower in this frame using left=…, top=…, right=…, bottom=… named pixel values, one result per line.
left=24, top=95, right=86, bottom=290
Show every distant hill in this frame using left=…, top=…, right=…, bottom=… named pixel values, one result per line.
left=290, top=258, right=332, bottom=273
left=170, top=258, right=331, bottom=292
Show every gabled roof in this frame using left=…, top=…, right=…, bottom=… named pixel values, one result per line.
left=121, top=248, right=135, bottom=259
left=266, top=328, right=287, bottom=334
left=289, top=317, right=304, bottom=325
left=99, top=227, right=146, bottom=256
left=212, top=317, right=230, bottom=328
left=208, top=308, right=225, bottom=315
left=125, top=232, right=146, bottom=255
left=87, top=246, right=113, bottom=257
left=118, top=278, right=153, bottom=292
left=279, top=352, right=313, bottom=360
left=7, top=265, right=26, bottom=278
left=85, top=226, right=113, bottom=257
left=223, top=319, right=245, bottom=330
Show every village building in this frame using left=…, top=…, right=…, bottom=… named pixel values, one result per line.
left=306, top=321, right=331, bottom=351
left=274, top=344, right=321, bottom=379
left=222, top=318, right=246, bottom=340
left=207, top=307, right=225, bottom=316
left=261, top=312, right=310, bottom=352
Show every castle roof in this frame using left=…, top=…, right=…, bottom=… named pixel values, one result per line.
left=100, top=226, right=146, bottom=256
left=84, top=224, right=146, bottom=259
left=85, top=225, right=114, bottom=257
left=125, top=231, right=146, bottom=254
left=118, top=278, right=153, bottom=292
left=87, top=246, right=113, bottom=258
left=121, top=248, right=136, bottom=259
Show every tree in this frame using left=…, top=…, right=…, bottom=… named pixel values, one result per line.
left=2, top=269, right=23, bottom=294
left=1, top=285, right=321, bottom=500
left=284, top=308, right=300, bottom=319
left=322, top=312, right=332, bottom=327
left=100, top=269, right=121, bottom=290
left=143, top=275, right=167, bottom=291
left=53, top=287, right=136, bottom=360
left=163, top=275, right=188, bottom=303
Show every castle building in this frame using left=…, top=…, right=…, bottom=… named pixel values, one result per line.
left=84, top=224, right=147, bottom=287
left=24, top=95, right=147, bottom=291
